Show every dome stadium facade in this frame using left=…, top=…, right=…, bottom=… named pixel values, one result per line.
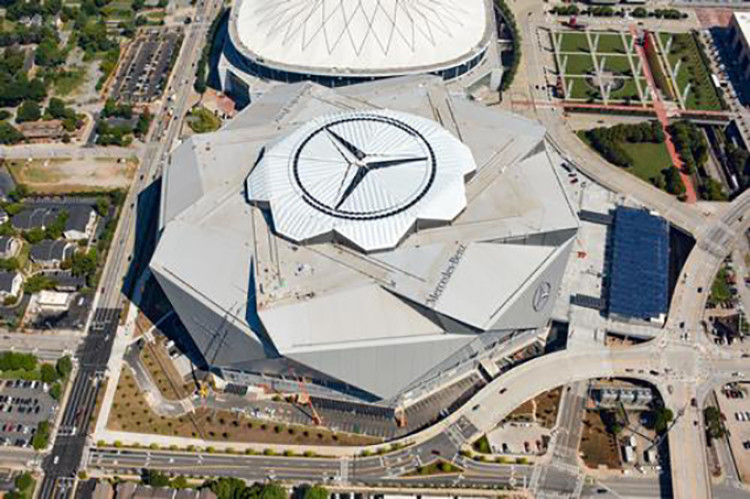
left=151, top=77, right=579, bottom=406
left=219, top=0, right=494, bottom=103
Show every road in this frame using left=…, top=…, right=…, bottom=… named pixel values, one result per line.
left=0, top=331, right=83, bottom=361
left=36, top=0, right=222, bottom=496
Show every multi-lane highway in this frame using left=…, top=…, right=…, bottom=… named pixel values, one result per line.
left=36, top=0, right=223, bottom=496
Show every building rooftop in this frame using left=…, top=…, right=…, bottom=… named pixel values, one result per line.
left=152, top=76, right=579, bottom=400
left=0, top=271, right=18, bottom=293
left=246, top=109, right=476, bottom=252
left=608, top=206, right=669, bottom=322
left=230, top=0, right=491, bottom=76
left=30, top=240, right=74, bottom=263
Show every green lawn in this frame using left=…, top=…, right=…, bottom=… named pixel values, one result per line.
left=563, top=54, right=596, bottom=75
left=558, top=32, right=590, bottom=53
left=609, top=78, right=641, bottom=101
left=565, top=77, right=600, bottom=100
left=663, top=32, right=722, bottom=111
left=598, top=55, right=633, bottom=75
left=595, top=33, right=629, bottom=54
left=618, top=140, right=673, bottom=182
left=710, top=266, right=733, bottom=303
left=53, top=66, right=87, bottom=96
left=101, top=0, right=134, bottom=20
left=578, top=130, right=673, bottom=187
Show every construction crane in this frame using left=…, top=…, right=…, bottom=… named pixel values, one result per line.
left=295, top=377, right=322, bottom=426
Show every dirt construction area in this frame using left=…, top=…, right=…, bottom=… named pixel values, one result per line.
left=6, top=157, right=137, bottom=194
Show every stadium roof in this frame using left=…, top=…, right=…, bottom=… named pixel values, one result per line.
left=246, top=110, right=476, bottom=252
left=152, top=77, right=580, bottom=400
left=230, top=0, right=491, bottom=76
left=608, top=207, right=669, bottom=322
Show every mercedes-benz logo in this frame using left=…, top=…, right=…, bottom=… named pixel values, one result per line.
left=532, top=281, right=552, bottom=312
left=292, top=115, right=437, bottom=220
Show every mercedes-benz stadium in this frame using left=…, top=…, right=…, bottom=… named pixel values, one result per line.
left=218, top=0, right=494, bottom=102
left=151, top=76, right=579, bottom=406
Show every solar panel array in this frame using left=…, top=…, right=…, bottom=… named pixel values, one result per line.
left=608, top=206, right=669, bottom=321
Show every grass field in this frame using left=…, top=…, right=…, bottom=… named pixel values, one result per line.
left=108, top=368, right=381, bottom=446
left=662, top=32, right=722, bottom=111
left=595, top=34, right=629, bottom=54
left=565, top=77, right=600, bottom=100
left=563, top=54, right=596, bottom=75
left=609, top=79, right=641, bottom=101
left=53, top=66, right=87, bottom=96
left=710, top=266, right=733, bottom=304
left=101, top=0, right=135, bottom=20
left=598, top=55, right=633, bottom=75
left=578, top=131, right=672, bottom=187
left=555, top=31, right=641, bottom=104
left=6, top=157, right=137, bottom=194
left=557, top=31, right=632, bottom=54
left=558, top=32, right=590, bottom=53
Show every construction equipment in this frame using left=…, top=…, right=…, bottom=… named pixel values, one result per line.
left=295, top=377, right=322, bottom=425
left=198, top=380, right=209, bottom=399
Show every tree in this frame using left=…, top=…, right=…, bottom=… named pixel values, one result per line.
left=0, top=351, right=38, bottom=371
left=14, top=473, right=32, bottom=491
left=170, top=476, right=189, bottom=489
left=704, top=406, right=725, bottom=439
left=0, top=122, right=23, bottom=144
left=32, top=421, right=50, bottom=449
left=96, top=196, right=110, bottom=217
left=302, top=486, right=328, bottom=499
left=71, top=248, right=97, bottom=283
left=45, top=210, right=68, bottom=240
left=23, top=227, right=46, bottom=244
left=136, top=109, right=151, bottom=137
left=206, top=477, right=247, bottom=499
left=653, top=406, right=674, bottom=433
left=35, top=36, right=65, bottom=67
left=16, top=100, right=41, bottom=123
left=49, top=382, right=62, bottom=400
left=40, top=363, right=60, bottom=383
left=24, top=274, right=55, bottom=293
left=142, top=469, right=171, bottom=487
left=56, top=355, right=72, bottom=378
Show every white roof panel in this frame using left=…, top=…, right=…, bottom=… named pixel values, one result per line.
left=246, top=109, right=476, bottom=252
left=232, top=0, right=490, bottom=75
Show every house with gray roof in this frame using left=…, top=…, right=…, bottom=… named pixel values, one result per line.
left=30, top=240, right=75, bottom=268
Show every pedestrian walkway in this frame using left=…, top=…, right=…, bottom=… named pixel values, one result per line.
left=635, top=26, right=697, bottom=203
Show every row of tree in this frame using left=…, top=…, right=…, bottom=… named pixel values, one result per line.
left=668, top=120, right=708, bottom=175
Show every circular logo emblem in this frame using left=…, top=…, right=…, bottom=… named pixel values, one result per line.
left=292, top=115, right=437, bottom=220
left=532, top=281, right=552, bottom=312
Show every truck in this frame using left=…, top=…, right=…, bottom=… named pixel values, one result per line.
left=623, top=445, right=636, bottom=464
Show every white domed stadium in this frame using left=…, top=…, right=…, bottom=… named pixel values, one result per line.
left=151, top=77, right=578, bottom=406
left=219, top=0, right=494, bottom=103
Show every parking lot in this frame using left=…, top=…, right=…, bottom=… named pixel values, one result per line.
left=110, top=29, right=183, bottom=103
left=0, top=379, right=57, bottom=449
left=716, top=382, right=750, bottom=481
